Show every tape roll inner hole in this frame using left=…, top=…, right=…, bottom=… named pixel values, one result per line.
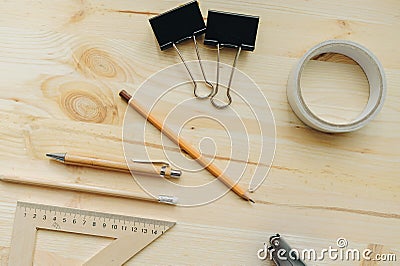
left=298, top=44, right=383, bottom=126
left=300, top=52, right=370, bottom=125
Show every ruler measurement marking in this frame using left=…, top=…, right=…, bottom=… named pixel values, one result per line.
left=13, top=201, right=175, bottom=263
left=15, top=202, right=174, bottom=238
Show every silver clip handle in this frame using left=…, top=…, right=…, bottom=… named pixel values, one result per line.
left=131, top=159, right=182, bottom=178
left=132, top=159, right=170, bottom=166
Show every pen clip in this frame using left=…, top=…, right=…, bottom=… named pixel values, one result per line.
left=132, top=159, right=170, bottom=167
left=131, top=159, right=182, bottom=179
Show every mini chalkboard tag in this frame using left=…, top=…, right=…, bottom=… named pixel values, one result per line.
left=204, top=10, right=260, bottom=109
left=149, top=1, right=214, bottom=99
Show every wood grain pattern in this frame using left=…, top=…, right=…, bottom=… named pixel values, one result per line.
left=0, top=0, right=399, bottom=265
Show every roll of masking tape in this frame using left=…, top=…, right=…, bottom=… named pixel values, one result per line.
left=287, top=40, right=386, bottom=133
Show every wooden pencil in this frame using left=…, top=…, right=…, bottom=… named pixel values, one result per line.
left=119, top=90, right=254, bottom=203
left=0, top=175, right=178, bottom=205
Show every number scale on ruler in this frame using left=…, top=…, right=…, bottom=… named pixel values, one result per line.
left=9, top=201, right=175, bottom=266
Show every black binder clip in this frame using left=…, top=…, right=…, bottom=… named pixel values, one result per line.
left=149, top=1, right=214, bottom=99
left=204, top=10, right=259, bottom=108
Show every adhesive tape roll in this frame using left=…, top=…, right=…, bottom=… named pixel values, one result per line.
left=287, top=40, right=386, bottom=133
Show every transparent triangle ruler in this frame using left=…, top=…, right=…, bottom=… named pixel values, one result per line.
left=9, top=201, right=175, bottom=265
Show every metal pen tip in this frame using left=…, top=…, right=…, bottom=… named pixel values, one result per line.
left=46, top=153, right=66, bottom=162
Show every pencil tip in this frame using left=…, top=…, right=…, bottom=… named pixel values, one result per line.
left=46, top=153, right=66, bottom=162
left=249, top=198, right=255, bottom=204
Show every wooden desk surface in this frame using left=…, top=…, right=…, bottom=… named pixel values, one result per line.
left=0, top=0, right=399, bottom=265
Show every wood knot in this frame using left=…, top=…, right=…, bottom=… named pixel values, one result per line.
left=338, top=20, right=348, bottom=28
left=41, top=77, right=120, bottom=124
left=70, top=9, right=86, bottom=23
left=73, top=46, right=132, bottom=82
left=337, top=19, right=352, bottom=36
left=61, top=90, right=106, bottom=123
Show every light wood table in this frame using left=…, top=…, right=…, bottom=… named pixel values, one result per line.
left=0, top=0, right=399, bottom=265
